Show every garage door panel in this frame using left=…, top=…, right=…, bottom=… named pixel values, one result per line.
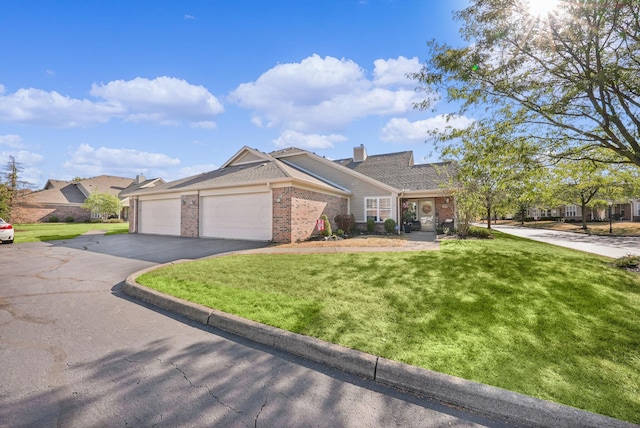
left=140, top=199, right=181, bottom=235
left=201, top=193, right=271, bottom=240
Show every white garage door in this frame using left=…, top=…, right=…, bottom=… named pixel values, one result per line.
left=140, top=198, right=181, bottom=236
left=201, top=193, right=271, bottom=240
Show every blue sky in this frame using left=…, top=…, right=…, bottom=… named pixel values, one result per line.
left=0, top=0, right=472, bottom=188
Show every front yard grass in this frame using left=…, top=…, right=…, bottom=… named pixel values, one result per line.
left=13, top=222, right=129, bottom=243
left=137, top=232, right=640, bottom=423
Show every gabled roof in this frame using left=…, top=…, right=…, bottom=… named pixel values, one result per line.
left=270, top=147, right=399, bottom=193
left=76, top=175, right=135, bottom=197
left=26, top=182, right=87, bottom=204
left=131, top=151, right=350, bottom=196
left=335, top=151, right=455, bottom=191
left=129, top=146, right=453, bottom=198
left=25, top=175, right=147, bottom=205
left=119, top=178, right=165, bottom=198
left=221, top=146, right=274, bottom=168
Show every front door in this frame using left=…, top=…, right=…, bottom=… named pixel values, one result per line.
left=418, top=200, right=435, bottom=231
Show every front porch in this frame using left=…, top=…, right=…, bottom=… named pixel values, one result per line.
left=401, top=196, right=455, bottom=232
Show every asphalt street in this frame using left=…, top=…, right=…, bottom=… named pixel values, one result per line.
left=0, top=234, right=506, bottom=428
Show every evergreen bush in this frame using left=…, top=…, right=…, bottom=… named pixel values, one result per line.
left=384, top=218, right=396, bottom=233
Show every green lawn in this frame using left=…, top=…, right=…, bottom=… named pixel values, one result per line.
left=137, top=232, right=640, bottom=423
left=12, top=222, right=129, bottom=243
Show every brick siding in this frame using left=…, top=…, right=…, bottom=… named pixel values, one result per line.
left=435, top=197, right=455, bottom=226
left=10, top=203, right=91, bottom=223
left=129, top=198, right=139, bottom=233
left=273, top=187, right=347, bottom=243
left=181, top=195, right=199, bottom=237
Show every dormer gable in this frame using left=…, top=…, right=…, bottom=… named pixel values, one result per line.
left=221, top=146, right=274, bottom=168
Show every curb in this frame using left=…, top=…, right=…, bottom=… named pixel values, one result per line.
left=123, top=262, right=637, bottom=428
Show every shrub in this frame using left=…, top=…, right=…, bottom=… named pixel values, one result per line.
left=468, top=226, right=494, bottom=239
left=384, top=218, right=396, bottom=233
left=334, top=214, right=355, bottom=233
left=336, top=229, right=345, bottom=236
left=612, top=254, right=640, bottom=270
left=106, top=218, right=124, bottom=223
left=367, top=218, right=375, bottom=233
left=65, top=216, right=75, bottom=223
left=49, top=216, right=59, bottom=223
left=320, top=214, right=332, bottom=237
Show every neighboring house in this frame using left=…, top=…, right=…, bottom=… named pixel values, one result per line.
left=525, top=202, right=633, bottom=222
left=128, top=145, right=456, bottom=243
left=12, top=175, right=163, bottom=223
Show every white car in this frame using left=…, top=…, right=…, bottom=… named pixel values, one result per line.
left=0, top=218, right=14, bottom=244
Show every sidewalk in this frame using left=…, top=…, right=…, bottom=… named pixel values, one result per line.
left=490, top=225, right=640, bottom=258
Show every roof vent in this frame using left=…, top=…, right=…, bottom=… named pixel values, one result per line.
left=354, top=144, right=367, bottom=162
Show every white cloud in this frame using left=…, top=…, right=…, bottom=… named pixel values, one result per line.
left=0, top=77, right=223, bottom=128
left=380, top=115, right=475, bottom=143
left=273, top=129, right=347, bottom=149
left=229, top=54, right=422, bottom=133
left=184, top=14, right=195, bottom=20
left=0, top=134, right=25, bottom=148
left=190, top=121, right=217, bottom=129
left=63, top=143, right=181, bottom=177
left=372, top=56, right=421, bottom=88
left=0, top=87, right=122, bottom=127
left=90, top=76, right=224, bottom=125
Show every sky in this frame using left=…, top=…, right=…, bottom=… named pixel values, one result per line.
left=0, top=0, right=473, bottom=188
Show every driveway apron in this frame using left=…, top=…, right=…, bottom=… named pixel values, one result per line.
left=0, top=234, right=501, bottom=427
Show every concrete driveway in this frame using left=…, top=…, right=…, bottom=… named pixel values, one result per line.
left=491, top=225, right=640, bottom=258
left=0, top=233, right=502, bottom=427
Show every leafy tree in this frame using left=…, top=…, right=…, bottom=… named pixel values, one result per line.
left=413, top=0, right=640, bottom=167
left=443, top=118, right=542, bottom=230
left=548, top=150, right=638, bottom=229
left=82, top=192, right=122, bottom=222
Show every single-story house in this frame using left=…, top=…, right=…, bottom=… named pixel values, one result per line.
left=13, top=175, right=163, bottom=223
left=128, top=145, right=456, bottom=243
left=526, top=202, right=633, bottom=222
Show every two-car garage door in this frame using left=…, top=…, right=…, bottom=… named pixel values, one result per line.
left=139, top=192, right=272, bottom=241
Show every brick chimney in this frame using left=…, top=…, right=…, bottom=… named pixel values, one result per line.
left=354, top=144, right=367, bottom=162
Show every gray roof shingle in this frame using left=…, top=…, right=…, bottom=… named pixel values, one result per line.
left=335, top=151, right=455, bottom=191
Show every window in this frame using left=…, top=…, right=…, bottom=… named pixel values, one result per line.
left=565, top=205, right=577, bottom=217
left=365, top=197, right=391, bottom=222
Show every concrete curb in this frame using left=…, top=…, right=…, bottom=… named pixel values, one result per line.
left=123, top=262, right=637, bottom=428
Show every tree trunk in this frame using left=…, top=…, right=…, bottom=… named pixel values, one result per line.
left=486, top=205, right=492, bottom=230
left=581, top=201, right=588, bottom=230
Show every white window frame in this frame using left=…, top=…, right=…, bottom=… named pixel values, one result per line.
left=364, top=197, right=392, bottom=222
left=565, top=205, right=577, bottom=217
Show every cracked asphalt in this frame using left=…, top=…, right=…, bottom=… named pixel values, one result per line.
left=0, top=234, right=509, bottom=427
